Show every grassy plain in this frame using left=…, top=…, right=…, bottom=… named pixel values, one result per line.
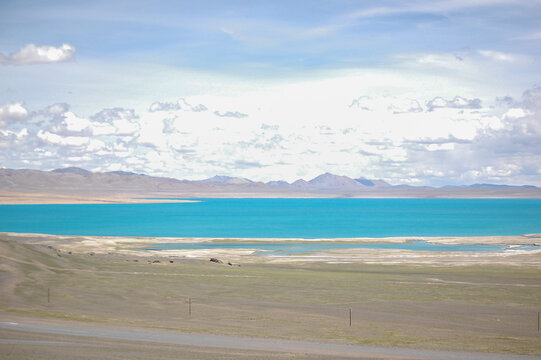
left=1, top=236, right=540, bottom=358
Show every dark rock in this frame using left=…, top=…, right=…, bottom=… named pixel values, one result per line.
left=169, top=260, right=174, bottom=263
left=227, top=262, right=233, bottom=266
left=152, top=260, right=160, bottom=263
left=89, top=252, right=95, bottom=256
left=210, top=258, right=223, bottom=264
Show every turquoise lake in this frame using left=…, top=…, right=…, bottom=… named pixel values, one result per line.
left=141, top=241, right=538, bottom=255
left=1, top=198, right=541, bottom=238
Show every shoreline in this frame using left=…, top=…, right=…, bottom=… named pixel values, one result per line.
left=3, top=231, right=541, bottom=244
left=0, top=192, right=197, bottom=204
left=3, top=192, right=541, bottom=204
left=3, top=232, right=541, bottom=266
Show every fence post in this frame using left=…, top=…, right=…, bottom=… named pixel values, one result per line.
left=189, top=297, right=192, bottom=316
left=48, top=288, right=50, bottom=304
left=349, top=308, right=352, bottom=327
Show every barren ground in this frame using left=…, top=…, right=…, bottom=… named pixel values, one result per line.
left=1, top=234, right=540, bottom=359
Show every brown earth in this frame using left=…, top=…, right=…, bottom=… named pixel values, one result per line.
left=0, top=234, right=540, bottom=359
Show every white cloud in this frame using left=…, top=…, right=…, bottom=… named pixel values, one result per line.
left=63, top=112, right=92, bottom=133
left=3, top=81, right=541, bottom=185
left=426, top=96, right=481, bottom=111
left=0, top=43, right=75, bottom=65
left=387, top=98, right=423, bottom=114
left=350, top=96, right=423, bottom=114
left=503, top=108, right=527, bottom=119
left=478, top=50, right=517, bottom=62
left=37, top=130, right=89, bottom=147
left=149, top=101, right=181, bottom=112
left=399, top=52, right=469, bottom=71
left=0, top=128, right=29, bottom=150
left=90, top=108, right=140, bottom=136
left=149, top=98, right=208, bottom=112
left=214, top=110, right=248, bottom=118
left=426, top=143, right=455, bottom=151
left=41, top=103, right=70, bottom=116
left=0, top=102, right=29, bottom=126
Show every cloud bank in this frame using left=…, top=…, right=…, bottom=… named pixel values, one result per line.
left=2, top=85, right=540, bottom=186
left=0, top=44, right=75, bottom=65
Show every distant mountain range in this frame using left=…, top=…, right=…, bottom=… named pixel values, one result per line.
left=199, top=172, right=391, bottom=190
left=0, top=167, right=539, bottom=198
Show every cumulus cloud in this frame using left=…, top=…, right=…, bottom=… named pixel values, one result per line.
left=426, top=96, right=481, bottom=111
left=214, top=110, right=248, bottom=118
left=234, top=160, right=265, bottom=168
left=191, top=104, right=208, bottom=112
left=47, top=112, right=93, bottom=136
left=162, top=118, right=176, bottom=134
left=149, top=98, right=208, bottom=112
left=349, top=96, right=373, bottom=111
left=478, top=87, right=541, bottom=155
left=40, top=103, right=70, bottom=116
left=90, top=108, right=140, bottom=136
left=0, top=44, right=75, bottom=65
left=350, top=96, right=423, bottom=113
left=0, top=128, right=29, bottom=149
left=0, top=102, right=29, bottom=126
left=261, top=123, right=279, bottom=131
left=405, top=135, right=472, bottom=146
left=3, top=87, right=541, bottom=185
left=397, top=87, right=541, bottom=185
left=37, top=130, right=89, bottom=147
left=387, top=98, right=423, bottom=114
left=149, top=101, right=181, bottom=112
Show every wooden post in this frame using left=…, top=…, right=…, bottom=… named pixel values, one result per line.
left=47, top=288, right=50, bottom=304
left=538, top=311, right=540, bottom=332
left=349, top=308, right=352, bottom=327
left=189, top=297, right=192, bottom=316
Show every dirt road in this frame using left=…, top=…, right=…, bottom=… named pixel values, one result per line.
left=1, top=320, right=540, bottom=360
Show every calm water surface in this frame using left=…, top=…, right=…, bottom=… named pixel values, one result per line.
left=141, top=241, right=538, bottom=255
left=1, top=198, right=541, bottom=238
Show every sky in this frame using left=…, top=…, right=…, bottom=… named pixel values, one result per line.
left=1, top=0, right=540, bottom=186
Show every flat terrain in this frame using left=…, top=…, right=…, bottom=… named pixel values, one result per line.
left=1, top=235, right=541, bottom=359
left=0, top=191, right=195, bottom=204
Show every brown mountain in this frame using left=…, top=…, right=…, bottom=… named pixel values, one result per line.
left=306, top=173, right=366, bottom=190
left=354, top=177, right=391, bottom=187
left=1, top=168, right=540, bottom=199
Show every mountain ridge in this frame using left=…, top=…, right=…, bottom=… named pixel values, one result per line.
left=1, top=167, right=539, bottom=198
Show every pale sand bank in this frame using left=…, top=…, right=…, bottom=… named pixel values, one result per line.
left=0, top=191, right=196, bottom=204
left=2, top=232, right=541, bottom=266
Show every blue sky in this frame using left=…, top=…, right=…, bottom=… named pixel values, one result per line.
left=1, top=0, right=541, bottom=185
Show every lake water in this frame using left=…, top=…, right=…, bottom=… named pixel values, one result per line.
left=1, top=198, right=541, bottom=238
left=141, top=241, right=538, bottom=255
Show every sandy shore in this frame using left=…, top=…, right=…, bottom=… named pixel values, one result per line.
left=0, top=191, right=196, bottom=204
left=3, top=232, right=540, bottom=266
